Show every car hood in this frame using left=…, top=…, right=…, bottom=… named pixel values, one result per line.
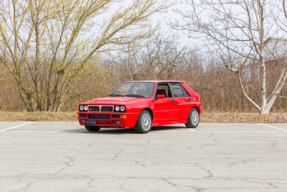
left=81, top=97, right=147, bottom=105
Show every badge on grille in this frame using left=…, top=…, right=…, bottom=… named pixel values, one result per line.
left=90, top=108, right=92, bottom=111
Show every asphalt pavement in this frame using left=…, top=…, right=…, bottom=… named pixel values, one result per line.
left=1, top=122, right=287, bottom=192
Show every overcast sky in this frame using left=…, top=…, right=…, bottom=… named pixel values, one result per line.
left=151, top=2, right=193, bottom=46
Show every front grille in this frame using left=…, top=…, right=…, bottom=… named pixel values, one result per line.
left=112, top=114, right=120, bottom=118
left=89, top=106, right=99, bottom=112
left=96, top=120, right=112, bottom=124
left=101, top=106, right=113, bottom=112
left=79, top=113, right=86, bottom=117
left=88, top=114, right=110, bottom=120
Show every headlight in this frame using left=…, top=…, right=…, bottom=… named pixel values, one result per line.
left=79, top=105, right=84, bottom=111
left=84, top=106, right=88, bottom=111
left=114, top=105, right=125, bottom=112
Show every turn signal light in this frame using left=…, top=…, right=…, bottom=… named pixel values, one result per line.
left=120, top=115, right=127, bottom=119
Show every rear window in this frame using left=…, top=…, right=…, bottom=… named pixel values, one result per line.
left=181, top=85, right=190, bottom=97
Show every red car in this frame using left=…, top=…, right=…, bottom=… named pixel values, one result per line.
left=77, top=80, right=202, bottom=133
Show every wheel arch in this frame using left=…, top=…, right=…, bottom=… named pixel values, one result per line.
left=143, top=108, right=153, bottom=120
left=192, top=106, right=199, bottom=112
left=191, top=106, right=201, bottom=117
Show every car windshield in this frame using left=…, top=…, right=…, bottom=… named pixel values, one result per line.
left=108, top=82, right=155, bottom=98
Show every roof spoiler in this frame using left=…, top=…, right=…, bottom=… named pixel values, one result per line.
left=179, top=81, right=187, bottom=84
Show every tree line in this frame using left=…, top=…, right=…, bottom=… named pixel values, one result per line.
left=1, top=0, right=287, bottom=114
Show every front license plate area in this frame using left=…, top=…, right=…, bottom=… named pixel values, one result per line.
left=84, top=120, right=97, bottom=125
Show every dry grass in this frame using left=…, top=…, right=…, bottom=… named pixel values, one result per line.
left=201, top=112, right=287, bottom=123
left=0, top=111, right=287, bottom=123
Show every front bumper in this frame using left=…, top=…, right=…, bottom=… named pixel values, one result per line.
left=77, top=112, right=139, bottom=128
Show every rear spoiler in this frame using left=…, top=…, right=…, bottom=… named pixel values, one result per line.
left=179, top=81, right=187, bottom=84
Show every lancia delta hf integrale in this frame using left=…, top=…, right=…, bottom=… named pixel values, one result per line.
left=77, top=81, right=202, bottom=133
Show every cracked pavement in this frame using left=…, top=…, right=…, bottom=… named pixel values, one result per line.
left=0, top=122, right=287, bottom=191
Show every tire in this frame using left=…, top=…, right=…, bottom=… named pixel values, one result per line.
left=185, top=108, right=200, bottom=128
left=134, top=110, right=152, bottom=133
left=85, top=126, right=101, bottom=132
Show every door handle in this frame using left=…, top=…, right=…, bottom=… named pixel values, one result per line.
left=171, top=100, right=175, bottom=103
left=188, top=98, right=192, bottom=101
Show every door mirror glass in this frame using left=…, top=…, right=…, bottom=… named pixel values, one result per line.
left=157, top=94, right=165, bottom=99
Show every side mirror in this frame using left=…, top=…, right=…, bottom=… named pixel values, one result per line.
left=157, top=94, right=165, bottom=99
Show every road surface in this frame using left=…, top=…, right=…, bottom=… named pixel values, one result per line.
left=1, top=122, right=287, bottom=191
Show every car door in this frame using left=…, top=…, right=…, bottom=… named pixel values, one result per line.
left=153, top=83, right=176, bottom=122
left=169, top=83, right=191, bottom=120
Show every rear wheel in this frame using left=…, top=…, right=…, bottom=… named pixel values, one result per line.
left=134, top=110, right=152, bottom=133
left=85, top=126, right=101, bottom=132
left=185, top=108, right=200, bottom=128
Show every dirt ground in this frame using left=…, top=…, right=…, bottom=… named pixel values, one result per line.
left=0, top=111, right=287, bottom=123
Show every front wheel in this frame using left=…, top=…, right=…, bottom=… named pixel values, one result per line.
left=85, top=126, right=101, bottom=132
left=185, top=108, right=200, bottom=128
left=134, top=110, right=152, bottom=133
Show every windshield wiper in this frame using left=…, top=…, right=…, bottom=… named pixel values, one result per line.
left=125, top=94, right=145, bottom=98
left=109, top=94, right=125, bottom=97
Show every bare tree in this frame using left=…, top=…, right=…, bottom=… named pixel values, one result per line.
left=173, top=0, right=287, bottom=114
left=0, top=0, right=172, bottom=111
left=139, top=32, right=188, bottom=80
left=107, top=32, right=189, bottom=81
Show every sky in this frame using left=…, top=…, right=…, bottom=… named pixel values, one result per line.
left=151, top=2, right=193, bottom=45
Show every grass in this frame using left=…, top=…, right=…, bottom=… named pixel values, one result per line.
left=0, top=111, right=287, bottom=123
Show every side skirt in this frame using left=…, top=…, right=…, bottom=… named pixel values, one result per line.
left=152, top=120, right=188, bottom=127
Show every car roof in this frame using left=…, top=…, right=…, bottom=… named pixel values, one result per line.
left=123, top=80, right=187, bottom=84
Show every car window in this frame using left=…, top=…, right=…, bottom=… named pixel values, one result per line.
left=170, top=83, right=185, bottom=97
left=156, top=84, right=172, bottom=98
